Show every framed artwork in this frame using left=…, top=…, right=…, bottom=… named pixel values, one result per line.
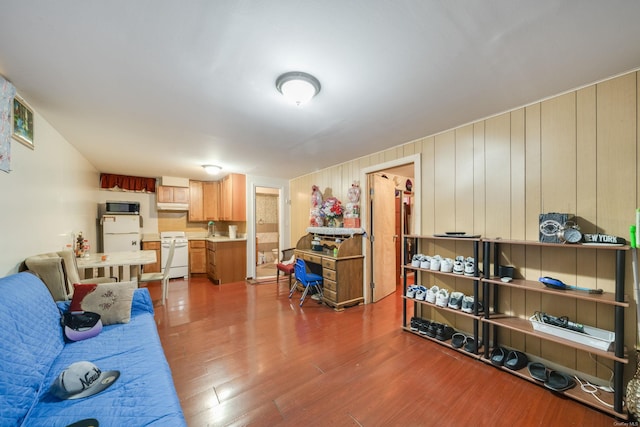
left=12, top=96, right=34, bottom=149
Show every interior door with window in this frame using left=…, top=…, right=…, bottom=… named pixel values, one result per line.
left=370, top=173, right=397, bottom=302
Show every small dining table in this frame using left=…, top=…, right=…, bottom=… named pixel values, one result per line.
left=77, top=250, right=157, bottom=282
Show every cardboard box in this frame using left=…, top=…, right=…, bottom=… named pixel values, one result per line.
left=343, top=218, right=360, bottom=228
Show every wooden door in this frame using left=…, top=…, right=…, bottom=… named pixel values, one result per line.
left=370, top=174, right=396, bottom=302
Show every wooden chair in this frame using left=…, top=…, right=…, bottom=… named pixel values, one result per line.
left=275, top=248, right=295, bottom=288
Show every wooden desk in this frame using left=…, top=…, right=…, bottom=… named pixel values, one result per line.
left=77, top=250, right=157, bottom=282
left=295, top=228, right=364, bottom=310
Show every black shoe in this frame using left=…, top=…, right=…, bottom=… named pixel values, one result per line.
left=436, top=325, right=455, bottom=341
left=426, top=322, right=441, bottom=338
left=505, top=350, right=528, bottom=371
left=490, top=347, right=507, bottom=366
left=409, top=317, right=420, bottom=331
left=418, top=319, right=431, bottom=335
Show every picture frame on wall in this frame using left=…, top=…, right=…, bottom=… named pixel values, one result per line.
left=12, top=96, right=34, bottom=149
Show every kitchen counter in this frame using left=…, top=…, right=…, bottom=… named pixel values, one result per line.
left=141, top=233, right=247, bottom=243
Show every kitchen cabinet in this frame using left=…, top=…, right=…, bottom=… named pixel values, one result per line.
left=188, top=181, right=204, bottom=221
left=189, top=240, right=207, bottom=274
left=141, top=241, right=161, bottom=273
left=206, top=240, right=246, bottom=284
left=203, top=181, right=219, bottom=221
left=157, top=185, right=189, bottom=204
left=219, top=173, right=246, bottom=221
left=189, top=180, right=220, bottom=222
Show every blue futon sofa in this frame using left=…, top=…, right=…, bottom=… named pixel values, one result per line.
left=0, top=272, right=186, bottom=427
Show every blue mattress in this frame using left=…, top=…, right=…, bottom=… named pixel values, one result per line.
left=0, top=272, right=186, bottom=427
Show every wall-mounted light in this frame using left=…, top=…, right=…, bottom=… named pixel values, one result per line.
left=202, top=165, right=221, bottom=175
left=276, top=71, right=321, bottom=106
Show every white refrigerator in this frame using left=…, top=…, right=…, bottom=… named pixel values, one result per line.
left=101, top=215, right=141, bottom=252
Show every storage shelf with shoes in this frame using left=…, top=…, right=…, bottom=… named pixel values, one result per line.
left=401, top=234, right=483, bottom=356
left=480, top=238, right=628, bottom=419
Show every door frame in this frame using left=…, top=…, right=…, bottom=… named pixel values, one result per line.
left=246, top=175, right=290, bottom=280
left=360, top=153, right=421, bottom=304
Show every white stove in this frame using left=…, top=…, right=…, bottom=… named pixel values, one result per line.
left=160, top=231, right=189, bottom=279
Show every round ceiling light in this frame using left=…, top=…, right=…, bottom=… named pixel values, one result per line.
left=202, top=165, right=221, bottom=175
left=276, top=71, right=321, bottom=106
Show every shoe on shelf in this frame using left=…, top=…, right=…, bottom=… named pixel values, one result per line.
left=410, top=317, right=420, bottom=331
left=414, top=286, right=427, bottom=301
left=490, top=347, right=508, bottom=366
left=461, top=296, right=474, bottom=313
left=420, top=256, right=431, bottom=269
left=435, top=288, right=450, bottom=307
left=451, top=333, right=467, bottom=348
left=464, top=259, right=476, bottom=276
left=436, top=324, right=455, bottom=341
left=426, top=322, right=441, bottom=338
left=406, top=285, right=418, bottom=298
left=440, top=258, right=454, bottom=273
left=504, top=350, right=529, bottom=371
left=426, top=285, right=439, bottom=304
left=448, top=291, right=464, bottom=310
left=430, top=255, right=442, bottom=271
left=453, top=260, right=464, bottom=274
left=411, top=254, right=422, bottom=267
left=418, top=319, right=431, bottom=335
left=464, top=337, right=482, bottom=353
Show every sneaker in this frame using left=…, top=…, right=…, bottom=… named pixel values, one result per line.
left=411, top=254, right=421, bottom=267
left=426, top=322, right=441, bottom=338
left=464, top=259, right=476, bottom=276
left=448, top=291, right=464, bottom=309
left=461, top=295, right=474, bottom=313
left=410, top=317, right=420, bottom=331
left=435, top=288, right=450, bottom=307
left=440, top=258, right=453, bottom=273
left=430, top=255, right=441, bottom=271
left=420, top=256, right=431, bottom=269
left=405, top=285, right=418, bottom=298
left=414, top=286, right=427, bottom=301
left=418, top=319, right=431, bottom=335
left=425, top=285, right=439, bottom=304
left=436, top=324, right=455, bottom=341
left=453, top=260, right=464, bottom=274
left=455, top=255, right=465, bottom=262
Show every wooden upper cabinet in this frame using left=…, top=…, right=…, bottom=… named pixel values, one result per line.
left=189, top=180, right=220, bottom=221
left=158, top=185, right=190, bottom=204
left=188, top=181, right=204, bottom=221
left=219, top=173, right=246, bottom=221
left=203, top=181, right=219, bottom=221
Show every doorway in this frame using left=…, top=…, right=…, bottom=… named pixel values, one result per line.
left=255, top=186, right=280, bottom=279
left=361, top=154, right=420, bottom=304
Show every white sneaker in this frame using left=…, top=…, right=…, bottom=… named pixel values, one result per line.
left=440, top=258, right=454, bottom=273
left=420, top=256, right=431, bottom=269
left=464, top=259, right=475, bottom=276
left=453, top=260, right=464, bottom=275
left=414, top=286, right=427, bottom=301
left=435, top=288, right=450, bottom=307
left=448, top=291, right=464, bottom=309
left=430, top=255, right=441, bottom=271
left=406, top=285, right=418, bottom=298
left=411, top=255, right=421, bottom=267
left=426, top=285, right=439, bottom=304
left=461, top=295, right=474, bottom=313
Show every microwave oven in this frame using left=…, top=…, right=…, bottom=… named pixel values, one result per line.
left=104, top=201, right=140, bottom=215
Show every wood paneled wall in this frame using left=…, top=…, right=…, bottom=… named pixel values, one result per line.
left=290, top=71, right=638, bottom=381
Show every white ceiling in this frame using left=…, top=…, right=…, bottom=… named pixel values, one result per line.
left=1, top=1, right=640, bottom=181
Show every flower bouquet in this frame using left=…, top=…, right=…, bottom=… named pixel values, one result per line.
left=321, top=197, right=343, bottom=227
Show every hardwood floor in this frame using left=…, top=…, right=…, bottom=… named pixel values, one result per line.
left=147, top=277, right=617, bottom=426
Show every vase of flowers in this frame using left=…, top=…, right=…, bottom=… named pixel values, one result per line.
left=321, top=197, right=343, bottom=228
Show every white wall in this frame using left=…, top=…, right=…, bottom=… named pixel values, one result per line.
left=0, top=105, right=99, bottom=275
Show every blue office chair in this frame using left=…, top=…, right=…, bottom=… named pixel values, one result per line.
left=290, top=258, right=323, bottom=307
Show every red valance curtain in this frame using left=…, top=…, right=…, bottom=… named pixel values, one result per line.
left=100, top=173, right=156, bottom=193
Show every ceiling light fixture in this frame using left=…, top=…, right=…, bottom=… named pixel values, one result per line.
left=276, top=71, right=321, bottom=106
left=202, top=165, right=221, bottom=175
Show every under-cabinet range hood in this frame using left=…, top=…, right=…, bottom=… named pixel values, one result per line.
left=156, top=202, right=189, bottom=211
